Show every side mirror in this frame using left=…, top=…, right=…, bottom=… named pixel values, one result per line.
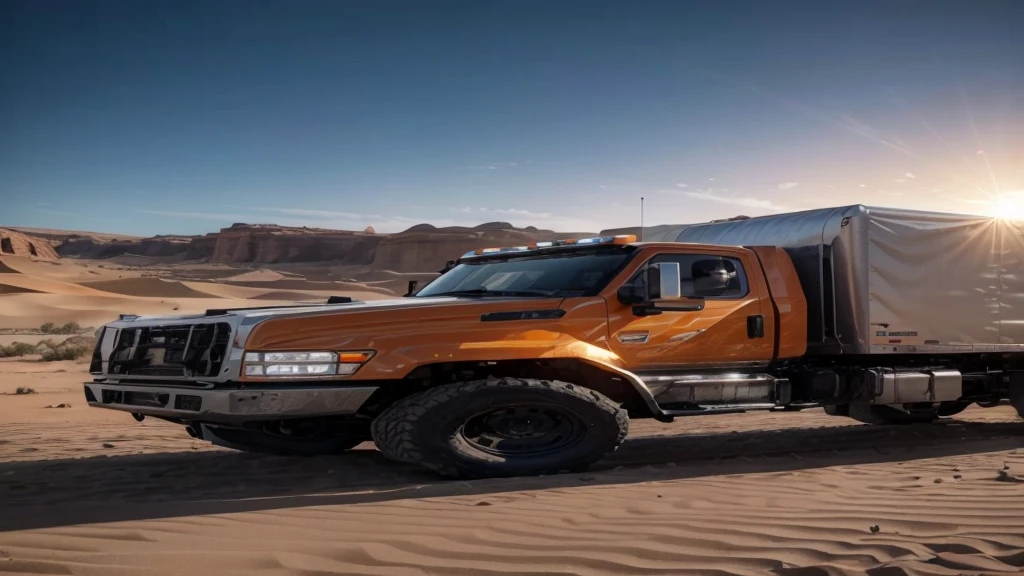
left=646, top=262, right=682, bottom=302
left=627, top=261, right=704, bottom=316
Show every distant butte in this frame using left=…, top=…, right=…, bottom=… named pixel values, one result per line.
left=0, top=228, right=60, bottom=262
left=7, top=222, right=596, bottom=273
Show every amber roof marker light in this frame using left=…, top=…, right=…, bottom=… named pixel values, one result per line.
left=461, top=235, right=637, bottom=259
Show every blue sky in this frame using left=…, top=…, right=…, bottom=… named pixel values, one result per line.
left=2, top=0, right=1022, bottom=236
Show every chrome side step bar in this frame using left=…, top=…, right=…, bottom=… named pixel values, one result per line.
left=639, top=372, right=791, bottom=413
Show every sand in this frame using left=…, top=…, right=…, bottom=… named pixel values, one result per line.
left=3, top=254, right=1024, bottom=575
left=221, top=268, right=288, bottom=282
left=2, top=357, right=1024, bottom=575
left=0, top=255, right=394, bottom=330
left=79, top=277, right=223, bottom=298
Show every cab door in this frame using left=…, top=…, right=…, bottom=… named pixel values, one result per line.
left=605, top=248, right=775, bottom=370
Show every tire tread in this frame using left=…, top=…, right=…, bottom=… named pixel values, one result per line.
left=371, top=377, right=627, bottom=477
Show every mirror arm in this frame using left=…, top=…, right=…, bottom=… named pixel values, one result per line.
left=631, top=305, right=663, bottom=317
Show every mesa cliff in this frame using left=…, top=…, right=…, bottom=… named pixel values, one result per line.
left=0, top=228, right=60, bottom=262
left=13, top=222, right=591, bottom=273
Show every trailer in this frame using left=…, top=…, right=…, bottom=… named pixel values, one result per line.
left=649, top=204, right=1024, bottom=356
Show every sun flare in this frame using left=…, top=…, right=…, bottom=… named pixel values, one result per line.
left=991, top=191, right=1024, bottom=221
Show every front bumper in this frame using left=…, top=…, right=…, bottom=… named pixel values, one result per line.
left=84, top=382, right=378, bottom=423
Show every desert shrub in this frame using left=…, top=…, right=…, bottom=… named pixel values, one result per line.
left=37, top=335, right=95, bottom=362
left=0, top=342, right=38, bottom=358
left=39, top=321, right=82, bottom=335
left=40, top=346, right=89, bottom=361
left=61, top=322, right=81, bottom=334
left=15, top=387, right=37, bottom=395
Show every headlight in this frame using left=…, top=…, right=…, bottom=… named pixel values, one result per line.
left=242, top=350, right=373, bottom=379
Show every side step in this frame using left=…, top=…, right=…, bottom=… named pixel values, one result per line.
left=662, top=403, right=777, bottom=417
left=639, top=372, right=792, bottom=418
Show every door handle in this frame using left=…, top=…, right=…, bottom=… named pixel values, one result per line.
left=747, top=315, right=765, bottom=339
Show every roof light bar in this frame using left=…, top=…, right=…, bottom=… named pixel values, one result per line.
left=461, top=234, right=636, bottom=259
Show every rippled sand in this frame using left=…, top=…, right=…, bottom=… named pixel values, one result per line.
left=2, top=363, right=1024, bottom=575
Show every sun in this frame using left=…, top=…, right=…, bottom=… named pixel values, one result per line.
left=992, top=191, right=1024, bottom=221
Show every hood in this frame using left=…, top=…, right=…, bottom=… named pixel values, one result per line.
left=102, top=296, right=475, bottom=329
left=242, top=295, right=570, bottom=350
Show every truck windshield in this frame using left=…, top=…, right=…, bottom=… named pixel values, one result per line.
left=416, top=249, right=633, bottom=298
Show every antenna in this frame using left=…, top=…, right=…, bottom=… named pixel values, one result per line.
left=640, top=196, right=645, bottom=241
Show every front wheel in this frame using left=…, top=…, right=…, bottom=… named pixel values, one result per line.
left=370, top=378, right=628, bottom=478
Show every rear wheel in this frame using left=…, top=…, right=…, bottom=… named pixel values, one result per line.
left=371, top=378, right=628, bottom=478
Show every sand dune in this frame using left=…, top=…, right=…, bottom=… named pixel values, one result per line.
left=0, top=272, right=118, bottom=297
left=81, top=277, right=221, bottom=298
left=0, top=293, right=320, bottom=329
left=221, top=278, right=396, bottom=296
left=0, top=256, right=81, bottom=279
left=247, top=289, right=335, bottom=301
left=0, top=283, right=42, bottom=295
left=221, top=268, right=288, bottom=282
left=0, top=256, right=397, bottom=330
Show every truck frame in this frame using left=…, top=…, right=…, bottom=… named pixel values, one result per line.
left=85, top=205, right=1024, bottom=477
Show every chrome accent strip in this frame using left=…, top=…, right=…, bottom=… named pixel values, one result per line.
left=640, top=372, right=778, bottom=406
left=871, top=344, right=1024, bottom=354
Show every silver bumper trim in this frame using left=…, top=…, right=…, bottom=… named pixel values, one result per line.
left=84, top=382, right=378, bottom=423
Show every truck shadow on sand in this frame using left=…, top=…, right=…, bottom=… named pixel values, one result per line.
left=3, top=420, right=1023, bottom=532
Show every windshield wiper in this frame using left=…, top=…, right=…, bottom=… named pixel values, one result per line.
left=429, top=288, right=558, bottom=298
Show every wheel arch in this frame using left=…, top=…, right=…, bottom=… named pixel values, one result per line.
left=358, top=357, right=666, bottom=421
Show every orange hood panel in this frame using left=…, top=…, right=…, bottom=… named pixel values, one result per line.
left=243, top=296, right=622, bottom=380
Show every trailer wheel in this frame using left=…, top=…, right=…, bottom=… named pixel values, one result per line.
left=370, top=378, right=628, bottom=478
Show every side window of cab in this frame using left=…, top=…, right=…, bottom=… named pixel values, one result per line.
left=635, top=253, right=749, bottom=299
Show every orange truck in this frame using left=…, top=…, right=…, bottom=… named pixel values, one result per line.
left=86, top=205, right=1024, bottom=478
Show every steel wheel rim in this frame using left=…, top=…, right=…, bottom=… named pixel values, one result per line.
left=458, top=404, right=587, bottom=457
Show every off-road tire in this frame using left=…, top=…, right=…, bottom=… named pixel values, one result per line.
left=370, top=378, right=629, bottom=478
left=201, top=425, right=366, bottom=456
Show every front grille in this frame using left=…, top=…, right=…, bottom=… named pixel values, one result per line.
left=107, top=322, right=232, bottom=380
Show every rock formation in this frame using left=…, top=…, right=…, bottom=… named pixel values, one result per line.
left=12, top=221, right=593, bottom=272
left=372, top=224, right=584, bottom=272
left=0, top=228, right=60, bottom=261
left=209, top=224, right=381, bottom=265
